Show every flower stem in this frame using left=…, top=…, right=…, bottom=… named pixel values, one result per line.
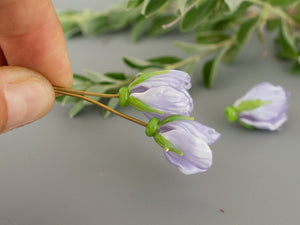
left=54, top=88, right=147, bottom=127
left=249, top=0, right=300, bottom=29
left=53, top=86, right=119, bottom=98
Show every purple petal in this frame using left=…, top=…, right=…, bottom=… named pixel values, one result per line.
left=131, top=86, right=193, bottom=119
left=131, top=70, right=191, bottom=92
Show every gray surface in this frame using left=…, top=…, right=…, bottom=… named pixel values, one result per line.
left=0, top=1, right=300, bottom=225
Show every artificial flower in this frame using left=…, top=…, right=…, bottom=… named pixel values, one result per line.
left=146, top=116, right=220, bottom=175
left=225, top=82, right=290, bottom=130
left=119, top=70, right=193, bottom=119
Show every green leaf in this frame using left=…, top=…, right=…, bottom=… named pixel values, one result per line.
left=236, top=99, right=272, bottom=112
left=177, top=0, right=189, bottom=15
left=69, top=100, right=85, bottom=118
left=236, top=16, right=259, bottom=46
left=175, top=41, right=216, bottom=54
left=72, top=74, right=94, bottom=90
left=103, top=98, right=120, bottom=118
left=55, top=95, right=65, bottom=103
left=123, top=56, right=160, bottom=69
left=148, top=56, right=181, bottom=65
left=265, top=0, right=297, bottom=6
left=141, top=0, right=168, bottom=16
left=147, top=15, right=177, bottom=37
left=131, top=17, right=154, bottom=42
left=84, top=70, right=116, bottom=83
left=180, top=0, right=218, bottom=32
left=202, top=47, right=228, bottom=88
left=127, top=0, right=144, bottom=9
left=104, top=72, right=128, bottom=80
left=277, top=20, right=298, bottom=60
left=266, top=18, right=281, bottom=31
left=224, top=0, right=246, bottom=11
left=290, top=62, right=300, bottom=74
left=196, top=31, right=230, bottom=44
left=62, top=96, right=80, bottom=105
left=223, top=44, right=241, bottom=64
left=183, top=60, right=198, bottom=75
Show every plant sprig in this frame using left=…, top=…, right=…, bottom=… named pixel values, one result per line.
left=57, top=0, right=300, bottom=116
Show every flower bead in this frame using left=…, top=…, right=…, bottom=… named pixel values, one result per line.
left=225, top=82, right=290, bottom=131
left=119, top=70, right=193, bottom=120
left=146, top=116, right=221, bottom=175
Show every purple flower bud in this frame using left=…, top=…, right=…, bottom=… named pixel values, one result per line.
left=158, top=120, right=220, bottom=175
left=130, top=70, right=193, bottom=119
left=229, top=82, right=290, bottom=131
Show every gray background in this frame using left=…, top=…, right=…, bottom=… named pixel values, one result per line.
left=0, top=1, right=299, bottom=225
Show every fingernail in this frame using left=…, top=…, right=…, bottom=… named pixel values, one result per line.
left=3, top=76, right=54, bottom=132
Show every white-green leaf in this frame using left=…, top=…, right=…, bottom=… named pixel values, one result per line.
left=127, top=0, right=144, bottom=9
left=104, top=98, right=120, bottom=118
left=123, top=56, right=155, bottom=69
left=69, top=100, right=85, bottom=118
left=175, top=41, right=216, bottom=54
left=84, top=70, right=117, bottom=83
left=202, top=47, right=228, bottom=88
left=177, top=0, right=189, bottom=15
left=224, top=0, right=246, bottom=11
left=141, top=0, right=168, bottom=16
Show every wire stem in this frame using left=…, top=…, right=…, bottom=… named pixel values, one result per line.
left=54, top=89, right=147, bottom=127
left=53, top=86, right=119, bottom=98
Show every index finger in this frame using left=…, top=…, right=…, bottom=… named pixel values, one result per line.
left=0, top=0, right=73, bottom=88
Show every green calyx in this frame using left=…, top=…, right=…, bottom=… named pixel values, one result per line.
left=145, top=115, right=194, bottom=156
left=160, top=115, right=194, bottom=125
left=118, top=86, right=164, bottom=114
left=119, top=87, right=130, bottom=107
left=235, top=99, right=272, bottom=112
left=154, top=133, right=184, bottom=157
left=146, top=117, right=160, bottom=137
left=128, top=70, right=170, bottom=89
left=225, top=99, right=272, bottom=123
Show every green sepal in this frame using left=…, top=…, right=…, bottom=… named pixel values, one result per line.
left=118, top=87, right=130, bottom=107
left=224, top=106, right=238, bottom=122
left=160, top=115, right=194, bottom=125
left=128, top=70, right=170, bottom=89
left=236, top=99, right=272, bottom=112
left=154, top=133, right=184, bottom=156
left=128, top=96, right=164, bottom=114
left=238, top=121, right=255, bottom=130
left=145, top=117, right=160, bottom=137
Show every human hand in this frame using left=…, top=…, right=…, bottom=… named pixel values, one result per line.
left=0, top=0, right=73, bottom=133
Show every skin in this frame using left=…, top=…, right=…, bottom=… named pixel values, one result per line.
left=0, top=0, right=73, bottom=133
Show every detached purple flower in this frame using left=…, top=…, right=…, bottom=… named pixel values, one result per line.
left=119, top=70, right=193, bottom=120
left=225, top=82, right=290, bottom=131
left=146, top=116, right=220, bottom=175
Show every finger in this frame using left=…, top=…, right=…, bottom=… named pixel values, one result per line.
left=0, top=48, right=7, bottom=66
left=0, top=0, right=73, bottom=88
left=0, top=66, right=55, bottom=133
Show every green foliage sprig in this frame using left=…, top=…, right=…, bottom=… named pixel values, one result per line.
left=57, top=0, right=300, bottom=117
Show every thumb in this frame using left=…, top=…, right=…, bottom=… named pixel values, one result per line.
left=0, top=66, right=55, bottom=133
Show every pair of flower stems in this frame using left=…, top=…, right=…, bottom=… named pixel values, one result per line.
left=53, top=86, right=148, bottom=127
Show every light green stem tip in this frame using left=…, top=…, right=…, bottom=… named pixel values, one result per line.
left=225, top=106, right=239, bottom=122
